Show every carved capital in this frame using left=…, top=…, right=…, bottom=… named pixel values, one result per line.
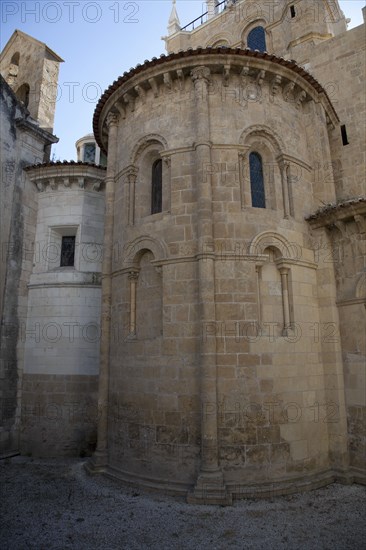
left=126, top=165, right=139, bottom=183
left=162, top=156, right=171, bottom=168
left=191, top=66, right=211, bottom=84
left=128, top=270, right=139, bottom=281
left=106, top=112, right=120, bottom=128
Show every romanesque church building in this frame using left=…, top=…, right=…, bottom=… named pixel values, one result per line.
left=1, top=0, right=365, bottom=504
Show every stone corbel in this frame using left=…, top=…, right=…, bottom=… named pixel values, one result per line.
left=78, top=177, right=85, bottom=189
left=296, top=90, right=307, bottom=110
left=176, top=69, right=184, bottom=91
left=92, top=180, right=101, bottom=191
left=163, top=72, right=173, bottom=91
left=63, top=177, right=71, bottom=188
left=49, top=178, right=57, bottom=190
left=354, top=214, right=366, bottom=234
left=123, top=93, right=135, bottom=112
left=256, top=70, right=266, bottom=87
left=240, top=65, right=250, bottom=87
left=334, top=220, right=347, bottom=237
left=148, top=77, right=159, bottom=98
left=223, top=65, right=230, bottom=87
left=283, top=81, right=295, bottom=102
left=36, top=181, right=45, bottom=192
left=241, top=65, right=250, bottom=78
left=270, top=75, right=282, bottom=96
left=115, top=99, right=126, bottom=119
left=134, top=85, right=146, bottom=104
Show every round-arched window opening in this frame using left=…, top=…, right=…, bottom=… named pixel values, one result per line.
left=151, top=159, right=162, bottom=214
left=11, top=52, right=20, bottom=66
left=247, top=26, right=266, bottom=52
left=16, top=83, right=30, bottom=108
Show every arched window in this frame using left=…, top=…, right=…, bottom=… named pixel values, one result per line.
left=247, top=26, right=266, bottom=52
left=249, top=152, right=266, bottom=208
left=11, top=52, right=20, bottom=65
left=16, top=83, right=30, bottom=108
left=151, top=159, right=162, bottom=214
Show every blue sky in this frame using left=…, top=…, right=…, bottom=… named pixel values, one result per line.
left=1, top=1, right=365, bottom=160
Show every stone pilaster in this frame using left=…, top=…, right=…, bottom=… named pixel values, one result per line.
left=86, top=112, right=119, bottom=473
left=188, top=66, right=230, bottom=505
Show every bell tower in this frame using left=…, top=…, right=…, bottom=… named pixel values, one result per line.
left=0, top=29, right=63, bottom=133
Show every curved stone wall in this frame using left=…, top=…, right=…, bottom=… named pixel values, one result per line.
left=92, top=50, right=349, bottom=501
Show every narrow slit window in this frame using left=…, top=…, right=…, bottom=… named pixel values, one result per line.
left=151, top=159, right=162, bottom=214
left=249, top=152, right=266, bottom=208
left=290, top=5, right=296, bottom=18
left=60, top=236, right=75, bottom=267
left=341, top=125, right=349, bottom=146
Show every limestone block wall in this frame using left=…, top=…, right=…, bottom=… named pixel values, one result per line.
left=308, top=23, right=366, bottom=201
left=308, top=203, right=366, bottom=479
left=0, top=76, right=57, bottom=454
left=166, top=0, right=346, bottom=57
left=19, top=164, right=106, bottom=456
left=93, top=49, right=348, bottom=497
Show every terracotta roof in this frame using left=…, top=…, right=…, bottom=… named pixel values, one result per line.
left=306, top=197, right=366, bottom=220
left=24, top=161, right=106, bottom=171
left=93, top=47, right=338, bottom=150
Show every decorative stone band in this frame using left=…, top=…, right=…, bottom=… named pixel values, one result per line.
left=24, top=162, right=107, bottom=193
left=93, top=48, right=340, bottom=152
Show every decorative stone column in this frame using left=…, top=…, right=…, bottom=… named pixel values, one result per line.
left=126, top=166, right=138, bottom=226
left=279, top=267, right=291, bottom=335
left=279, top=160, right=291, bottom=219
left=87, top=111, right=119, bottom=472
left=128, top=271, right=139, bottom=335
left=188, top=66, right=230, bottom=505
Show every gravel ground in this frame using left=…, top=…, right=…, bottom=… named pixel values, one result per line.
left=1, top=457, right=365, bottom=550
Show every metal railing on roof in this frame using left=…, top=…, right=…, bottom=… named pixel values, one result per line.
left=181, top=0, right=237, bottom=32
